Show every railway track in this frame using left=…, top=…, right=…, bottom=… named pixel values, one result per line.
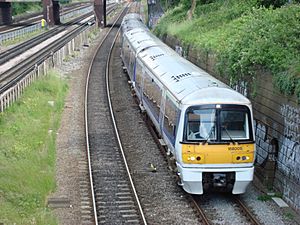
left=84, top=3, right=200, bottom=224
left=0, top=2, right=92, bottom=33
left=0, top=4, right=118, bottom=94
left=85, top=4, right=147, bottom=224
left=0, top=11, right=93, bottom=65
left=82, top=4, right=267, bottom=224
left=190, top=193, right=262, bottom=225
left=142, top=94, right=262, bottom=225
left=84, top=3, right=201, bottom=225
left=0, top=14, right=94, bottom=93
left=233, top=195, right=262, bottom=225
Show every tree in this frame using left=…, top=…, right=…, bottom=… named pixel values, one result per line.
left=187, top=0, right=196, bottom=20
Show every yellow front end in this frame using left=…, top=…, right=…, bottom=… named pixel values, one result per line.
left=177, top=142, right=255, bottom=194
left=182, top=143, right=255, bottom=164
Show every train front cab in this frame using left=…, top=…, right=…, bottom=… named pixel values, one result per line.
left=177, top=103, right=255, bottom=194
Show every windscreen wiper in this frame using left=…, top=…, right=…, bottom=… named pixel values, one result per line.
left=202, top=125, right=215, bottom=145
left=223, top=126, right=238, bottom=144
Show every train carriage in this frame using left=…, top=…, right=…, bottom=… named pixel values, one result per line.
left=120, top=14, right=256, bottom=194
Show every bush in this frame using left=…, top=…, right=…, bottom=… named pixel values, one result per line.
left=154, top=0, right=300, bottom=100
left=12, top=2, right=42, bottom=16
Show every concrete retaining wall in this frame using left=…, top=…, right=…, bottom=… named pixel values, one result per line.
left=163, top=34, right=300, bottom=212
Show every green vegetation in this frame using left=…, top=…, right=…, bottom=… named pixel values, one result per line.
left=155, top=0, right=300, bottom=100
left=257, top=192, right=282, bottom=201
left=12, top=3, right=42, bottom=16
left=284, top=211, right=295, bottom=220
left=2, top=29, right=45, bottom=47
left=0, top=71, right=68, bottom=224
left=257, top=194, right=273, bottom=201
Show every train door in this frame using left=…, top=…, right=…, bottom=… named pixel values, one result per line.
left=159, top=90, right=166, bottom=135
left=128, top=50, right=136, bottom=80
left=161, top=92, right=180, bottom=150
left=134, top=59, right=144, bottom=100
left=122, top=38, right=131, bottom=70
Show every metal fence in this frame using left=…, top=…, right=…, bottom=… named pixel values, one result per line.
left=0, top=6, right=93, bottom=45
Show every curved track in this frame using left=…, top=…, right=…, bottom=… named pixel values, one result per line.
left=85, top=5, right=147, bottom=225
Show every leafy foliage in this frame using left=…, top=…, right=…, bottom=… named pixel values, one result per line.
left=12, top=3, right=42, bottom=16
left=154, top=0, right=300, bottom=100
left=259, top=0, right=300, bottom=8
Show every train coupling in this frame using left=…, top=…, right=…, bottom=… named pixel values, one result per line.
left=212, top=173, right=227, bottom=187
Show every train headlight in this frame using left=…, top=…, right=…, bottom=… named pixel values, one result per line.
left=183, top=152, right=204, bottom=164
left=233, top=154, right=252, bottom=162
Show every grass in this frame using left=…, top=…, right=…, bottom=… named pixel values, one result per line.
left=284, top=212, right=295, bottom=220
left=257, top=192, right=283, bottom=201
left=257, top=194, right=272, bottom=201
left=2, top=28, right=46, bottom=47
left=0, top=70, right=68, bottom=224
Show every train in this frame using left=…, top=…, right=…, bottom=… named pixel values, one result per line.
left=120, top=13, right=256, bottom=194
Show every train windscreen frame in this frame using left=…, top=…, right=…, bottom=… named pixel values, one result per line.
left=183, top=104, right=254, bottom=144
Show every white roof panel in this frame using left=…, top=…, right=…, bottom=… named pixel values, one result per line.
left=137, top=45, right=250, bottom=105
left=122, top=16, right=250, bottom=106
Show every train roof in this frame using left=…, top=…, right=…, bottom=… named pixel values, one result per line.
left=121, top=15, right=251, bottom=106
left=123, top=13, right=142, bottom=22
left=121, top=13, right=145, bottom=33
left=139, top=47, right=250, bottom=105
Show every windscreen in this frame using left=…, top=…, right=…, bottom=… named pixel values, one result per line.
left=220, top=110, right=249, bottom=140
left=186, top=108, right=216, bottom=141
left=185, top=105, right=252, bottom=143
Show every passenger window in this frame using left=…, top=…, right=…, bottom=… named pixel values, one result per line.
left=164, top=95, right=179, bottom=144
left=129, top=52, right=135, bottom=79
left=123, top=40, right=130, bottom=68
left=143, top=72, right=162, bottom=119
left=135, top=62, right=143, bottom=91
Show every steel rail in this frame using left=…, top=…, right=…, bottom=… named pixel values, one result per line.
left=189, top=195, right=211, bottom=225
left=0, top=15, right=95, bottom=93
left=0, top=2, right=91, bottom=33
left=234, top=196, right=262, bottom=225
left=105, top=12, right=148, bottom=225
left=84, top=5, right=129, bottom=225
left=0, top=11, right=94, bottom=65
left=0, top=4, right=117, bottom=65
left=85, top=3, right=147, bottom=224
left=0, top=5, right=118, bottom=94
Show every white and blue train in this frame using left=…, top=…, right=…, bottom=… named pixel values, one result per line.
left=120, top=13, right=256, bottom=194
